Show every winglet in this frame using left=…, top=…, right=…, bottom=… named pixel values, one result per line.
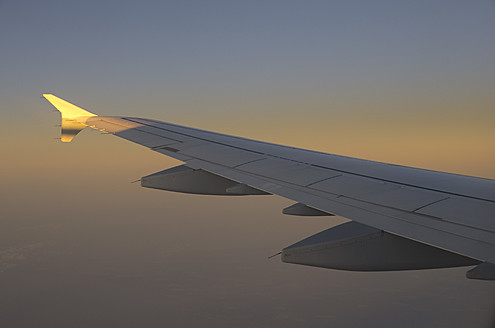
left=43, top=94, right=96, bottom=119
left=43, top=94, right=97, bottom=142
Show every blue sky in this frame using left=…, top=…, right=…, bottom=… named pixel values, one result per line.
left=2, top=1, right=494, bottom=116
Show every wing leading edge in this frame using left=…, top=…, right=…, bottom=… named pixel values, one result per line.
left=43, top=94, right=495, bottom=280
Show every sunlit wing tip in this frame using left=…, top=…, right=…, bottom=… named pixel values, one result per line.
left=42, top=94, right=97, bottom=119
left=42, top=94, right=97, bottom=142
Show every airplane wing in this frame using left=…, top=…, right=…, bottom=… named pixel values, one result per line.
left=43, top=94, right=495, bottom=280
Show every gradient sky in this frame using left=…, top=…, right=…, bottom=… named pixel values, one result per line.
left=1, top=1, right=494, bottom=327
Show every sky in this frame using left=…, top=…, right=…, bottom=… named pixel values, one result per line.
left=1, top=1, right=494, bottom=327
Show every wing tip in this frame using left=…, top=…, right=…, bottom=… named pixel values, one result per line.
left=42, top=94, right=97, bottom=119
left=43, top=94, right=97, bottom=143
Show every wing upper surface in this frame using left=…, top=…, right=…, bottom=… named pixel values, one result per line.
left=84, top=115, right=495, bottom=262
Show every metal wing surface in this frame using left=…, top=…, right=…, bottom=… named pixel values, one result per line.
left=43, top=95, right=495, bottom=278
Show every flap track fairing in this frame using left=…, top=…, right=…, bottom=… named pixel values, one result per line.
left=141, top=165, right=270, bottom=196
left=282, top=221, right=480, bottom=271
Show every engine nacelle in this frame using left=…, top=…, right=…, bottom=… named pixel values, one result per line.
left=282, top=221, right=479, bottom=271
left=141, top=165, right=269, bottom=196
